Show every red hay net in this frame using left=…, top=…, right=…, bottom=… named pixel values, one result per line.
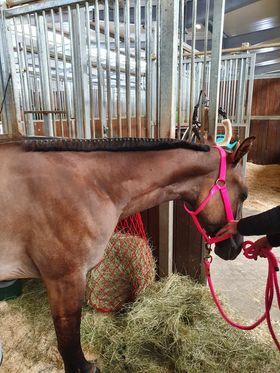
left=86, top=213, right=155, bottom=313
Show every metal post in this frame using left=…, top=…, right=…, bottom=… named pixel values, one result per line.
left=188, top=0, right=197, bottom=141
left=135, top=0, right=141, bottom=137
left=124, top=0, right=131, bottom=136
left=114, top=0, right=122, bottom=137
left=159, top=0, right=179, bottom=277
left=208, top=0, right=225, bottom=138
left=71, top=4, right=91, bottom=139
left=0, top=14, right=20, bottom=137
left=36, top=13, right=53, bottom=136
left=177, top=0, right=184, bottom=139
left=104, top=0, right=112, bottom=137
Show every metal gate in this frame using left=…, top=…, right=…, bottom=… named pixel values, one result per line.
left=179, top=53, right=256, bottom=138
left=1, top=0, right=159, bottom=139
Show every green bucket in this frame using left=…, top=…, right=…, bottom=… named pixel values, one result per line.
left=0, top=280, right=22, bottom=301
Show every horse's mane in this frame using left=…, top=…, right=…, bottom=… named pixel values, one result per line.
left=23, top=137, right=210, bottom=152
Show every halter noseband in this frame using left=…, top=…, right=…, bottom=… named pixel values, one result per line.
left=184, top=145, right=234, bottom=244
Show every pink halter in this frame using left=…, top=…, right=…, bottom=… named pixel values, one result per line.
left=184, top=146, right=234, bottom=244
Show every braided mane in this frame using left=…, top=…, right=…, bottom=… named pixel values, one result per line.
left=23, top=137, right=210, bottom=152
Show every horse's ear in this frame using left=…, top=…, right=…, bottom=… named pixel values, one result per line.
left=231, top=136, right=256, bottom=166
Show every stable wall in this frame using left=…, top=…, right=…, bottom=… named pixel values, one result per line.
left=248, top=78, right=280, bottom=164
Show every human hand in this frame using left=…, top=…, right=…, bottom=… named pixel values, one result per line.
left=251, top=236, right=271, bottom=259
left=216, top=220, right=239, bottom=236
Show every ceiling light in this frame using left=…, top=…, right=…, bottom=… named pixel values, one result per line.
left=195, top=24, right=202, bottom=30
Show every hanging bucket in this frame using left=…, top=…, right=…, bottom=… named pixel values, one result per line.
left=0, top=280, right=22, bottom=301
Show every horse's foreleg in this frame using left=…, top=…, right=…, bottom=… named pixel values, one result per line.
left=43, top=274, right=95, bottom=373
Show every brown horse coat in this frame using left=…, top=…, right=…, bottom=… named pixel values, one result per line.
left=0, top=137, right=253, bottom=372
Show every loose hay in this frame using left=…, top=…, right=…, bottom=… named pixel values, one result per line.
left=86, top=233, right=156, bottom=312
left=82, top=274, right=280, bottom=373
left=1, top=276, right=279, bottom=372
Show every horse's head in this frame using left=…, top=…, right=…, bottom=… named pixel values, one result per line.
left=185, top=136, right=255, bottom=260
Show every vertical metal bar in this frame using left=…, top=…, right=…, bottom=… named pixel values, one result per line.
left=226, top=58, right=232, bottom=116
left=51, top=9, right=62, bottom=136
left=231, top=58, right=238, bottom=120
left=104, top=0, right=113, bottom=137
left=177, top=0, right=184, bottom=139
left=135, top=0, right=141, bottom=137
left=0, top=16, right=20, bottom=136
left=208, top=0, right=225, bottom=138
left=201, top=0, right=210, bottom=131
left=94, top=0, right=105, bottom=138
left=59, top=6, right=70, bottom=137
left=124, top=0, right=131, bottom=136
left=240, top=57, right=249, bottom=125
left=188, top=0, right=197, bottom=141
left=236, top=58, right=244, bottom=125
left=86, top=1, right=95, bottom=138
left=155, top=0, right=160, bottom=138
left=27, top=14, right=39, bottom=119
left=67, top=5, right=76, bottom=137
left=246, top=54, right=256, bottom=129
left=159, top=0, right=179, bottom=277
left=146, top=0, right=152, bottom=138
left=12, top=18, right=26, bottom=112
left=19, top=15, right=33, bottom=113
left=114, top=0, right=122, bottom=137
left=42, top=11, right=55, bottom=133
left=222, top=60, right=227, bottom=110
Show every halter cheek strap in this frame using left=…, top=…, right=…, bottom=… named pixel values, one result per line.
left=184, top=146, right=234, bottom=244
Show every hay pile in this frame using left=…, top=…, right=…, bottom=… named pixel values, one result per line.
left=1, top=276, right=279, bottom=372
left=82, top=275, right=280, bottom=373
left=86, top=233, right=155, bottom=312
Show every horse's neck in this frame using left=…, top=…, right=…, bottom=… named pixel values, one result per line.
left=99, top=148, right=217, bottom=218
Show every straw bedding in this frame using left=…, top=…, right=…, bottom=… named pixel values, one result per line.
left=1, top=275, right=279, bottom=372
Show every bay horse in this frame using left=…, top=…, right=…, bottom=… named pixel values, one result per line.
left=0, top=135, right=254, bottom=372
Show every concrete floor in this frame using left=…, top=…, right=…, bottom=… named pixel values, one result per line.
left=212, top=208, right=280, bottom=323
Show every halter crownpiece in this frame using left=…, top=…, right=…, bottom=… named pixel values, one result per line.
left=184, top=145, right=234, bottom=244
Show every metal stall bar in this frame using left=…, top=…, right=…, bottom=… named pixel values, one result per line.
left=104, top=0, right=112, bottom=137
left=124, top=0, right=131, bottom=136
left=177, top=0, right=184, bottom=139
left=71, top=4, right=91, bottom=138
left=67, top=5, right=76, bottom=137
left=146, top=0, right=152, bottom=138
left=245, top=53, right=256, bottom=134
left=0, top=15, right=20, bottom=137
left=12, top=16, right=32, bottom=134
left=42, top=11, right=55, bottom=126
left=19, top=15, right=34, bottom=115
left=86, top=1, right=95, bottom=138
left=94, top=0, right=105, bottom=138
left=35, top=12, right=54, bottom=136
left=155, top=0, right=160, bottom=138
left=208, top=0, right=225, bottom=138
left=58, top=6, right=70, bottom=137
left=51, top=9, right=62, bottom=135
left=201, top=0, right=210, bottom=131
left=135, top=0, right=141, bottom=137
left=114, top=0, right=122, bottom=137
left=158, top=0, right=179, bottom=277
left=236, top=58, right=244, bottom=125
left=188, top=0, right=197, bottom=141
left=231, top=57, right=238, bottom=120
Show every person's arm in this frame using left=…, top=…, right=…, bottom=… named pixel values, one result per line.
left=237, top=206, right=280, bottom=236
left=267, top=233, right=280, bottom=247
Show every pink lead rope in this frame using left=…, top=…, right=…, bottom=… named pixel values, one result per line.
left=184, top=145, right=280, bottom=351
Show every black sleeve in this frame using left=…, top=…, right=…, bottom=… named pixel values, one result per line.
left=237, top=206, right=280, bottom=237
left=267, top=233, right=280, bottom=247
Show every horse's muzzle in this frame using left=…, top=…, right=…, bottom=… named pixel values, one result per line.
left=214, top=234, right=243, bottom=260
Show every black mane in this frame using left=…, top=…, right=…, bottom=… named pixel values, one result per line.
left=23, top=137, right=210, bottom=152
